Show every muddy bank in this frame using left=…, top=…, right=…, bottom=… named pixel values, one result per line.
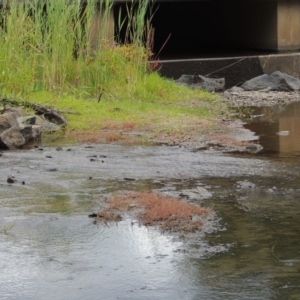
left=126, top=91, right=300, bottom=154
left=123, top=118, right=261, bottom=156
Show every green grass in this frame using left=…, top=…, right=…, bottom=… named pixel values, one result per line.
left=0, top=0, right=227, bottom=140
left=24, top=72, right=224, bottom=133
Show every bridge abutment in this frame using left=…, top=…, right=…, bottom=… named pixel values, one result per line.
left=277, top=0, right=300, bottom=51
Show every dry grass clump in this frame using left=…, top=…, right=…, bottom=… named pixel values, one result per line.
left=101, top=121, right=137, bottom=131
left=68, top=130, right=101, bottom=143
left=103, top=131, right=122, bottom=142
left=68, top=128, right=140, bottom=145
left=96, top=192, right=211, bottom=233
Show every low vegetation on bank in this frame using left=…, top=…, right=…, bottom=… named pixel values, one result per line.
left=0, top=0, right=227, bottom=143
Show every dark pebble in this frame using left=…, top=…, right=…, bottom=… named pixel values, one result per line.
left=46, top=156, right=52, bottom=158
left=7, top=177, right=15, bottom=184
left=56, top=147, right=63, bottom=151
left=88, top=213, right=97, bottom=218
left=85, top=146, right=94, bottom=149
left=124, top=178, right=135, bottom=181
left=99, top=155, right=107, bottom=158
left=66, top=148, right=72, bottom=151
left=22, top=181, right=25, bottom=185
left=89, top=176, right=93, bottom=180
left=90, top=158, right=97, bottom=162
left=46, top=168, right=58, bottom=172
left=87, top=155, right=97, bottom=158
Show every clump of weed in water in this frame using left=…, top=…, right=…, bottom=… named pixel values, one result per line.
left=96, top=192, right=211, bottom=233
left=1, top=222, right=15, bottom=235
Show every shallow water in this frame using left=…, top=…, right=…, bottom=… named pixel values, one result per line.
left=245, top=101, right=300, bottom=160
left=1, top=102, right=300, bottom=300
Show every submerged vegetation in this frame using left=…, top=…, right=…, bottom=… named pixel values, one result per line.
left=0, top=0, right=226, bottom=140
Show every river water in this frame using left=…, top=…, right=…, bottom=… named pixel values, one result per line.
left=0, top=102, right=300, bottom=300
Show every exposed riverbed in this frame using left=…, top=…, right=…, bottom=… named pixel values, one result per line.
left=0, top=101, right=300, bottom=300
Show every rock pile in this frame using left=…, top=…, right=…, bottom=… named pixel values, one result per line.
left=221, top=71, right=300, bottom=107
left=0, top=106, right=65, bottom=149
left=175, top=74, right=225, bottom=92
left=236, top=71, right=300, bottom=92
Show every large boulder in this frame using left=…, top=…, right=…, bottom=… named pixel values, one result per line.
left=175, top=74, right=225, bottom=92
left=19, top=125, right=41, bottom=143
left=0, top=112, right=19, bottom=134
left=240, top=71, right=300, bottom=91
left=0, top=127, right=25, bottom=149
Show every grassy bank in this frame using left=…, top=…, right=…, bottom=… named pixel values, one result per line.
left=0, top=0, right=227, bottom=143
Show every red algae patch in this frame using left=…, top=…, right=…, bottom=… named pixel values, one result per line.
left=96, top=192, right=211, bottom=233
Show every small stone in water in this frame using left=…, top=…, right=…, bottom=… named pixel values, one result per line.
left=276, top=131, right=290, bottom=136
left=7, top=175, right=15, bottom=184
left=234, top=180, right=256, bottom=189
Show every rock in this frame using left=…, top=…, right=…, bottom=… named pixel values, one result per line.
left=17, top=115, right=36, bottom=126
left=268, top=186, right=277, bottom=193
left=1, top=107, right=25, bottom=118
left=276, top=131, right=290, bottom=136
left=175, top=74, right=225, bottom=92
left=179, top=187, right=212, bottom=200
left=7, top=175, right=16, bottom=184
left=0, top=113, right=19, bottom=134
left=175, top=74, right=195, bottom=85
left=0, top=110, right=44, bottom=149
left=31, top=125, right=42, bottom=139
left=225, top=86, right=245, bottom=93
left=40, top=122, right=61, bottom=133
left=19, top=125, right=41, bottom=143
left=33, top=104, right=67, bottom=125
left=19, top=126, right=34, bottom=143
left=234, top=180, right=256, bottom=189
left=241, top=71, right=300, bottom=91
left=46, top=168, right=58, bottom=172
left=34, top=115, right=47, bottom=126
left=0, top=127, right=26, bottom=149
left=245, top=144, right=263, bottom=154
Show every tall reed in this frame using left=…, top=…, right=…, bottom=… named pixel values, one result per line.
left=0, top=0, right=152, bottom=98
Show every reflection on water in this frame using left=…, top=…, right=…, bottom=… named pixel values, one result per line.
left=245, top=101, right=300, bottom=159
left=0, top=121, right=300, bottom=299
left=0, top=216, right=191, bottom=300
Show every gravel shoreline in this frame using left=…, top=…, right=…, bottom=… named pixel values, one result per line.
left=221, top=91, right=300, bottom=107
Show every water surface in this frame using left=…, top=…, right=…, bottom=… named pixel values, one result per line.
left=1, top=102, right=300, bottom=299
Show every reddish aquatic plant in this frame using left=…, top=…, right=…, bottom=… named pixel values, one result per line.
left=98, top=192, right=211, bottom=233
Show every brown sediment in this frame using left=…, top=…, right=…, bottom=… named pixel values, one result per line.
left=210, top=134, right=253, bottom=147
left=96, top=192, right=211, bottom=233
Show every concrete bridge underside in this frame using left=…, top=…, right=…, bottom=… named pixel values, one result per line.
left=113, top=0, right=300, bottom=54
left=101, top=0, right=300, bottom=87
